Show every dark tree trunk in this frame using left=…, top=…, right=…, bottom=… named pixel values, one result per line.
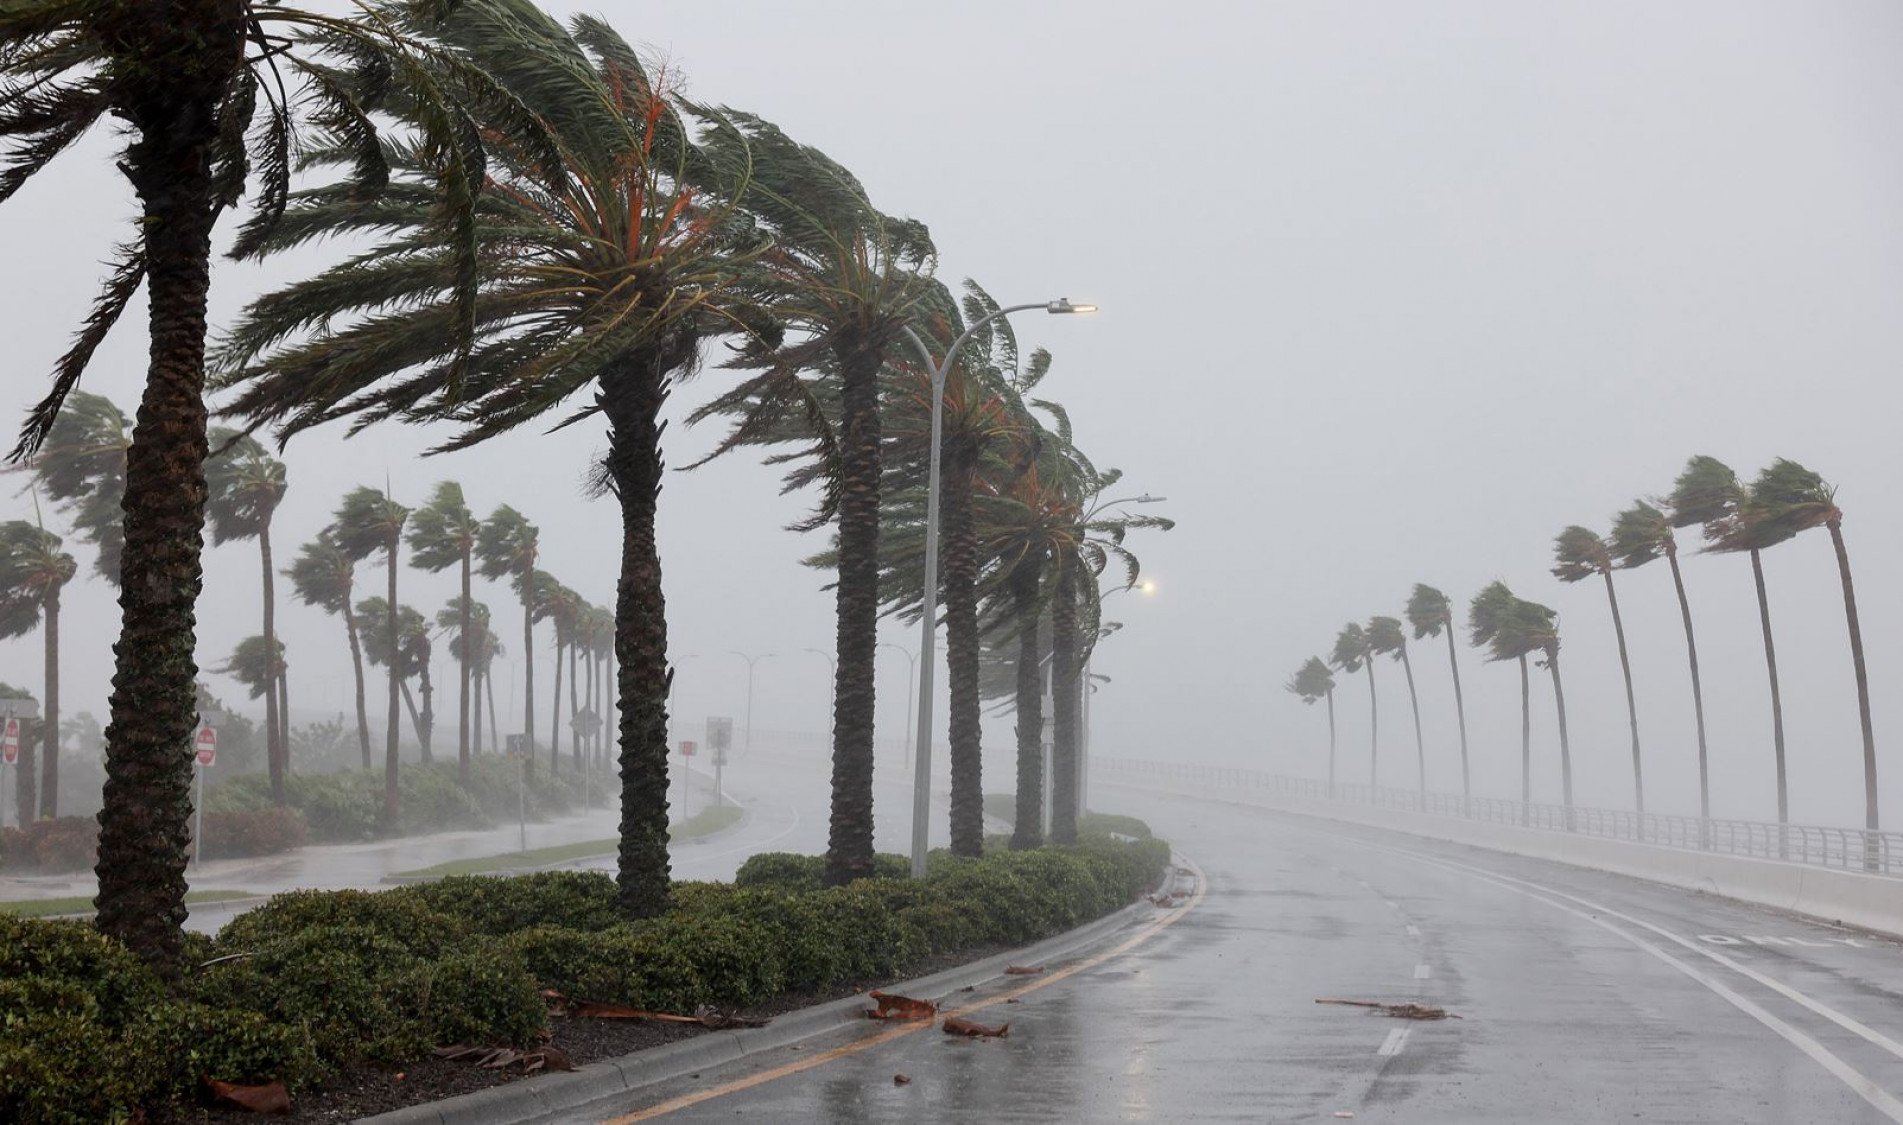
left=15, top=706, right=35, bottom=828
left=1443, top=625, right=1470, bottom=805
left=1750, top=548, right=1787, bottom=827
left=343, top=601, right=371, bottom=769
left=458, top=548, right=471, bottom=784
left=1324, top=686, right=1337, bottom=797
left=600, top=340, right=688, bottom=917
left=1050, top=565, right=1081, bottom=844
left=1517, top=654, right=1531, bottom=824
left=1664, top=544, right=1710, bottom=821
left=1828, top=517, right=1879, bottom=850
left=824, top=336, right=883, bottom=887
left=418, top=655, right=433, bottom=762
left=1547, top=649, right=1575, bottom=826
left=399, top=680, right=422, bottom=742
left=1399, top=644, right=1425, bottom=804
left=550, top=638, right=564, bottom=776
left=1599, top=566, right=1644, bottom=817
left=568, top=640, right=580, bottom=769
left=485, top=667, right=499, bottom=758
left=277, top=664, right=289, bottom=775
left=521, top=572, right=536, bottom=773
left=383, top=535, right=401, bottom=825
left=941, top=442, right=984, bottom=857
left=259, top=524, right=282, bottom=804
left=471, top=666, right=484, bottom=755
left=1009, top=560, right=1044, bottom=850
left=37, top=588, right=59, bottom=819
left=1364, top=658, right=1379, bottom=791
left=93, top=6, right=243, bottom=973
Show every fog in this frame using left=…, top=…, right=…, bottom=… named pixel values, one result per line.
left=4, top=0, right=1903, bottom=832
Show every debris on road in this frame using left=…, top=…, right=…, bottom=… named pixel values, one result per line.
left=893, top=1074, right=912, bottom=1085
left=1150, top=891, right=1186, bottom=908
left=866, top=991, right=938, bottom=1020
left=943, top=1016, right=1010, bottom=1038
left=1004, top=964, right=1045, bottom=975
left=541, top=992, right=769, bottom=1028
left=433, top=1045, right=577, bottom=1074
left=207, top=1079, right=291, bottom=1114
left=1315, top=999, right=1461, bottom=1021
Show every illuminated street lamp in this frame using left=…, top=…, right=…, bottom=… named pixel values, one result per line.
left=899, top=298, right=1096, bottom=877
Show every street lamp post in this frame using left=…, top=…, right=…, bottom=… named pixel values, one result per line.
left=1073, top=506, right=1161, bottom=819
left=879, top=644, right=917, bottom=769
left=899, top=298, right=1096, bottom=878
left=729, top=651, right=772, bottom=752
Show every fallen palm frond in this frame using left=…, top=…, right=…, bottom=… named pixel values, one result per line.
left=432, top=1045, right=577, bottom=1073
left=942, top=1016, right=1010, bottom=1038
left=865, top=990, right=938, bottom=1020
left=1315, top=999, right=1460, bottom=1020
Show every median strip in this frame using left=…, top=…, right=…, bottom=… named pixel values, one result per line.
left=390, top=804, right=745, bottom=879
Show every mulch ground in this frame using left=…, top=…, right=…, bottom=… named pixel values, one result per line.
left=201, top=946, right=1009, bottom=1123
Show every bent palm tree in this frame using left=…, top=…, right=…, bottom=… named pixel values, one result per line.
left=1501, top=596, right=1572, bottom=820
left=333, top=487, right=410, bottom=825
left=286, top=532, right=370, bottom=767
left=31, top=392, right=129, bottom=587
left=1368, top=615, right=1424, bottom=804
left=407, top=481, right=480, bottom=784
left=1407, top=584, right=1468, bottom=805
left=1331, top=623, right=1376, bottom=791
left=477, top=506, right=540, bottom=764
left=438, top=597, right=493, bottom=754
left=204, top=430, right=288, bottom=803
left=359, top=598, right=433, bottom=754
left=1610, top=500, right=1709, bottom=821
left=215, top=636, right=285, bottom=735
left=1286, top=656, right=1337, bottom=795
left=1469, top=580, right=1532, bottom=816
left=1553, top=525, right=1644, bottom=816
left=0, top=521, right=75, bottom=821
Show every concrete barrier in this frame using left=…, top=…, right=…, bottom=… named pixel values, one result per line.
left=1106, top=776, right=1903, bottom=938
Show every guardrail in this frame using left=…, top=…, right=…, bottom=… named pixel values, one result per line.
left=1094, top=756, right=1901, bottom=878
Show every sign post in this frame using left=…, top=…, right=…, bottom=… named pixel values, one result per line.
left=678, top=740, right=696, bottom=817
left=506, top=734, right=528, bottom=852
left=0, top=713, right=17, bottom=830
left=706, top=718, right=732, bottom=809
left=191, top=712, right=222, bottom=868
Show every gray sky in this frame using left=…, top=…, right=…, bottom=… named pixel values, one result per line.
left=4, top=1, right=1903, bottom=828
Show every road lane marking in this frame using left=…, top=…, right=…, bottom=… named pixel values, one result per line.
left=1413, top=963, right=1431, bottom=980
left=1384, top=899, right=1399, bottom=910
left=1405, top=924, right=1420, bottom=938
left=1357, top=844, right=1903, bottom=1122
left=1376, top=1027, right=1410, bottom=1056
left=1700, top=933, right=1866, bottom=949
left=600, top=856, right=1210, bottom=1122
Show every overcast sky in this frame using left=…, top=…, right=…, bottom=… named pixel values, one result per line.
left=4, top=1, right=1902, bottom=829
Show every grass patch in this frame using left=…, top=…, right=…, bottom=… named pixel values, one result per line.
left=0, top=889, right=255, bottom=918
left=394, top=802, right=745, bottom=879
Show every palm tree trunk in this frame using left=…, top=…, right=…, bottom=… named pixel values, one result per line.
left=472, top=665, right=484, bottom=755
left=1750, top=548, right=1788, bottom=831
left=485, top=667, right=499, bottom=759
left=550, top=638, right=564, bottom=777
left=15, top=708, right=35, bottom=828
left=399, top=680, right=422, bottom=742
left=1364, top=659, right=1379, bottom=792
left=277, top=665, right=289, bottom=776
left=1324, top=686, right=1337, bottom=798
left=343, top=602, right=371, bottom=769
left=824, top=338, right=883, bottom=887
left=1598, top=567, right=1644, bottom=818
left=1050, top=566, right=1081, bottom=845
left=37, top=587, right=59, bottom=819
left=418, top=657, right=433, bottom=763
left=1665, top=543, right=1711, bottom=824
left=1518, top=654, right=1531, bottom=825
left=458, top=550, right=472, bottom=785
left=599, top=342, right=680, bottom=917
left=94, top=24, right=241, bottom=972
left=1547, top=649, right=1575, bottom=828
left=568, top=640, right=580, bottom=770
left=1827, top=517, right=1879, bottom=860
left=383, top=536, right=400, bottom=827
left=259, top=524, right=283, bottom=804
left=521, top=576, right=535, bottom=777
left=1399, top=644, right=1425, bottom=806
left=1443, top=626, right=1470, bottom=808
left=942, top=444, right=984, bottom=857
left=1010, top=560, right=1044, bottom=850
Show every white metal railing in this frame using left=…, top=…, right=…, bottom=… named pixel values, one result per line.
left=1093, top=756, right=1901, bottom=877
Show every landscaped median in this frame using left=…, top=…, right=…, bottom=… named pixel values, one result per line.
left=388, top=801, right=746, bottom=881
left=0, top=818, right=1170, bottom=1123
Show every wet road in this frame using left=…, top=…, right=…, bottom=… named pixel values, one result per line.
left=562, top=783, right=1903, bottom=1124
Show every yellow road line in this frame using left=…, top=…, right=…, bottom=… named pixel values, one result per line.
left=602, top=856, right=1209, bottom=1123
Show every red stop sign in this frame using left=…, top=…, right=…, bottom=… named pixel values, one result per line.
left=194, top=726, right=217, bottom=767
left=680, top=740, right=696, bottom=757
left=1, top=717, right=17, bottom=766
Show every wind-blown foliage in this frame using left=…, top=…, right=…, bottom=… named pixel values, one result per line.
left=1286, top=655, right=1337, bottom=793
left=0, top=519, right=74, bottom=820
left=408, top=480, right=479, bottom=782
left=286, top=531, right=372, bottom=768
left=205, top=428, right=290, bottom=802
left=1407, top=582, right=1470, bottom=802
left=333, top=486, right=411, bottom=822
left=1552, top=523, right=1644, bottom=815
left=1612, top=498, right=1711, bottom=821
left=29, top=391, right=128, bottom=586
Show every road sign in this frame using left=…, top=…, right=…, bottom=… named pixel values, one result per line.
left=194, top=726, right=217, bottom=767
left=1, top=717, right=17, bottom=766
left=505, top=734, right=529, bottom=759
left=706, top=717, right=732, bottom=753
left=571, top=707, right=602, bottom=736
left=679, top=740, right=697, bottom=757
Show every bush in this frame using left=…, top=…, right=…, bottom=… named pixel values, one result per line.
left=0, top=825, right=17, bottom=869
left=0, top=816, right=103, bottom=872
left=733, top=852, right=824, bottom=894
left=195, top=805, right=307, bottom=859
left=1077, top=811, right=1153, bottom=840
left=414, top=945, right=547, bottom=1048
left=135, top=1000, right=322, bottom=1100
left=0, top=916, right=161, bottom=1027
left=505, top=922, right=699, bottom=1012
left=398, top=871, right=622, bottom=936
left=214, top=888, right=467, bottom=959
left=200, top=923, right=430, bottom=1068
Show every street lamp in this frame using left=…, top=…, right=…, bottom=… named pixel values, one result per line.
left=1073, top=496, right=1164, bottom=818
left=729, top=651, right=772, bottom=751
left=879, top=643, right=917, bottom=769
left=899, top=297, right=1096, bottom=878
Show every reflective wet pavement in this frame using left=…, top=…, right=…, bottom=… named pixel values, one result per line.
left=553, top=783, right=1903, bottom=1123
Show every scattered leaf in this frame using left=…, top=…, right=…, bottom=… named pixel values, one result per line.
left=1315, top=999, right=1460, bottom=1021
left=694, top=1005, right=770, bottom=1030
left=207, top=1080, right=291, bottom=1115
left=434, top=1044, right=579, bottom=1073
left=866, top=991, right=938, bottom=1021
left=1003, top=964, right=1044, bottom=975
left=893, top=1074, right=912, bottom=1086
left=942, top=1017, right=1010, bottom=1038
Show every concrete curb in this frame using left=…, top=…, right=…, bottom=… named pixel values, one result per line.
left=359, top=871, right=1172, bottom=1125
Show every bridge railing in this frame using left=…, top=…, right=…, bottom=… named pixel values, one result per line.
left=1092, top=756, right=1900, bottom=877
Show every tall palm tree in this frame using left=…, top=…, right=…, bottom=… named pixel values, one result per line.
left=31, top=391, right=129, bottom=587
left=1669, top=455, right=1789, bottom=827
left=1741, top=459, right=1879, bottom=846
left=0, top=521, right=76, bottom=821
left=286, top=532, right=371, bottom=768
left=358, top=598, right=433, bottom=755
left=1367, top=615, right=1425, bottom=803
left=215, top=3, right=757, bottom=919
left=333, top=487, right=411, bottom=825
left=438, top=597, right=494, bottom=755
left=1407, top=584, right=1468, bottom=805
left=3, top=0, right=508, bottom=976
left=1285, top=656, right=1337, bottom=795
left=477, top=506, right=540, bottom=763
left=543, top=581, right=584, bottom=776
left=1553, top=525, right=1644, bottom=816
left=1500, top=596, right=1573, bottom=818
left=407, top=481, right=480, bottom=784
left=1330, top=623, right=1376, bottom=791
left=204, top=429, right=289, bottom=802
left=1469, top=580, right=1532, bottom=815
left=1002, top=553, right=1048, bottom=850
left=1610, top=500, right=1710, bottom=821
left=214, top=635, right=285, bottom=740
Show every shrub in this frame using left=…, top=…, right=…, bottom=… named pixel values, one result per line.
left=135, top=1001, right=322, bottom=1100
left=214, top=888, right=468, bottom=959
left=506, top=922, right=700, bottom=1012
left=5, top=816, right=101, bottom=872
left=414, top=945, right=547, bottom=1048
left=0, top=916, right=162, bottom=1027
left=0, top=1010, right=135, bottom=1125
left=733, top=852, right=824, bottom=894
left=0, top=825, right=18, bottom=869
left=1077, top=811, right=1153, bottom=840
left=399, top=871, right=622, bottom=936
left=200, top=923, right=430, bottom=1068
left=196, top=805, right=307, bottom=859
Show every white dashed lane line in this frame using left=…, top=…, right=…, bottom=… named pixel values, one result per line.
left=1376, top=1027, right=1412, bottom=1057
left=1413, top=963, right=1432, bottom=980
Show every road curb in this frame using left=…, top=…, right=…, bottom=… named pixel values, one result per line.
left=358, top=866, right=1177, bottom=1125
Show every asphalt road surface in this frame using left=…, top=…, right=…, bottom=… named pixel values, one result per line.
left=559, top=782, right=1903, bottom=1124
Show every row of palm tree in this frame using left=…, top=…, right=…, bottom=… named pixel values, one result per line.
left=1287, top=454, right=1875, bottom=838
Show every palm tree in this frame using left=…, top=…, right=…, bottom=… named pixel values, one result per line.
left=333, top=487, right=411, bottom=825
left=358, top=598, right=433, bottom=755
left=544, top=582, right=584, bottom=777
left=4, top=0, right=507, bottom=976
left=1001, top=553, right=1048, bottom=850
left=1669, top=455, right=1789, bottom=828
left=214, top=636, right=285, bottom=737
left=0, top=521, right=75, bottom=821
left=1501, top=596, right=1573, bottom=820
left=286, top=532, right=371, bottom=768
left=1330, top=623, right=1376, bottom=791
left=30, top=392, right=129, bottom=587
left=204, top=429, right=289, bottom=802
left=1407, top=584, right=1469, bottom=806
left=1741, top=459, right=1880, bottom=848
left=438, top=597, right=494, bottom=756
left=407, top=482, right=480, bottom=784
left=1285, top=656, right=1337, bottom=795
left=1469, top=580, right=1532, bottom=816
left=1610, top=500, right=1710, bottom=822
left=1552, top=525, right=1644, bottom=817
left=1367, top=615, right=1425, bottom=804
left=476, top=506, right=540, bottom=766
